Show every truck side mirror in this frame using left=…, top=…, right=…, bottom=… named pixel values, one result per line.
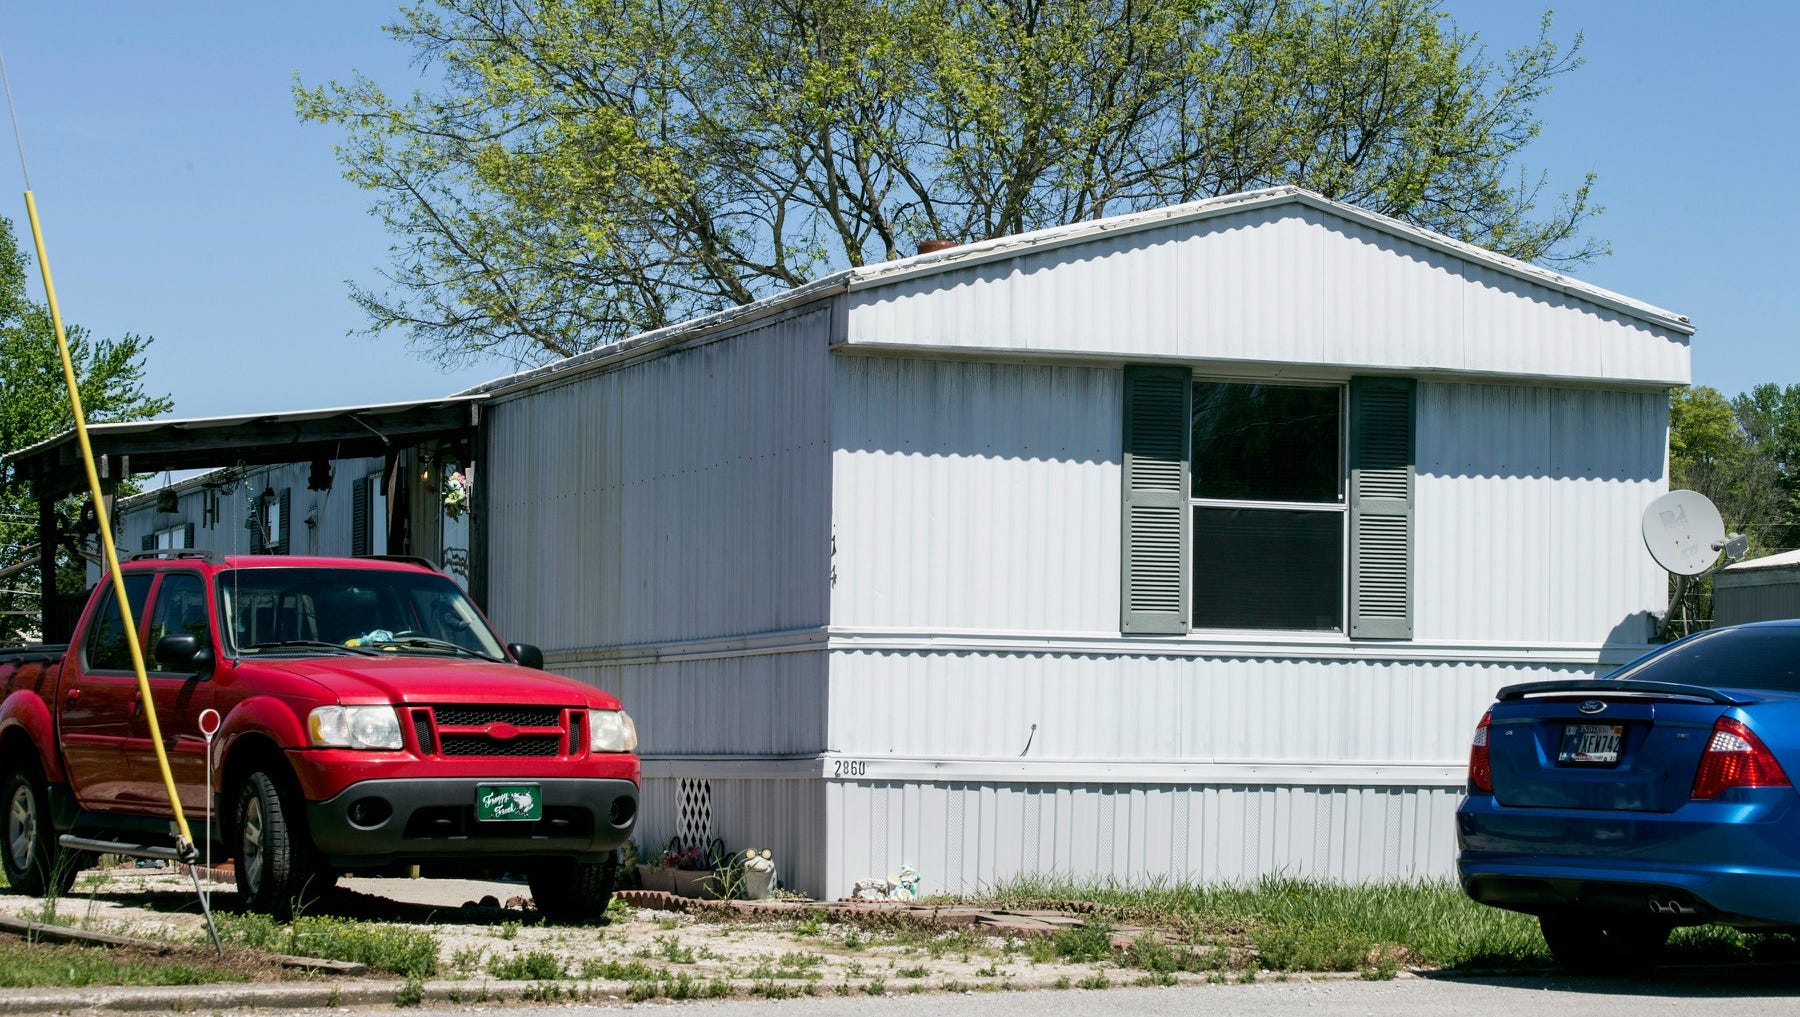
left=508, top=643, right=544, bottom=670
left=154, top=633, right=215, bottom=677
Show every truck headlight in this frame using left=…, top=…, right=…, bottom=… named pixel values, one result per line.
left=309, top=705, right=403, bottom=750
left=589, top=709, right=637, bottom=753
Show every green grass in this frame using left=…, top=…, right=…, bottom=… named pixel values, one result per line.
left=991, top=875, right=1546, bottom=969
left=988, top=875, right=1800, bottom=972
left=212, top=912, right=441, bottom=976
left=578, top=957, right=666, bottom=981
left=487, top=950, right=564, bottom=980
left=0, top=942, right=244, bottom=987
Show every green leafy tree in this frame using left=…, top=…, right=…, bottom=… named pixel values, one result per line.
left=298, top=0, right=1603, bottom=366
left=1730, top=383, right=1800, bottom=553
left=0, top=216, right=172, bottom=643
left=1666, top=384, right=1800, bottom=632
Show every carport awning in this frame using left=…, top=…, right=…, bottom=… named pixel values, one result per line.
left=5, top=395, right=484, bottom=499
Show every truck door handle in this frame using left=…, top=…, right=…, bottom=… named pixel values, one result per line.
left=65, top=688, right=80, bottom=705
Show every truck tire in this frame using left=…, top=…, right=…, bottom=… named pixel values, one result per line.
left=529, top=852, right=617, bottom=923
left=234, top=768, right=331, bottom=917
left=1, top=759, right=79, bottom=896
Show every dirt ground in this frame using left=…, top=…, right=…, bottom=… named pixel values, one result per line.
left=0, top=865, right=1181, bottom=995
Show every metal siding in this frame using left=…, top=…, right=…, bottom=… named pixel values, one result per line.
left=831, top=356, right=1121, bottom=632
left=486, top=306, right=834, bottom=652
left=828, top=780, right=1463, bottom=896
left=482, top=308, right=835, bottom=755
left=636, top=776, right=830, bottom=899
left=845, top=206, right=1688, bottom=386
left=833, top=361, right=1667, bottom=649
left=829, top=649, right=1589, bottom=762
left=1715, top=578, right=1800, bottom=626
left=552, top=652, right=827, bottom=757
left=1414, top=382, right=1668, bottom=646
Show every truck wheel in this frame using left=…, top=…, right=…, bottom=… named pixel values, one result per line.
left=234, top=768, right=330, bottom=917
left=1, top=760, right=78, bottom=896
left=529, top=853, right=617, bottom=923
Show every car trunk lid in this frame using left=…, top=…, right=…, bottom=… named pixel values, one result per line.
left=1486, top=679, right=1758, bottom=813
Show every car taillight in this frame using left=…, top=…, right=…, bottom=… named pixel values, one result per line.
left=1468, top=710, right=1493, bottom=793
left=1691, top=716, right=1791, bottom=799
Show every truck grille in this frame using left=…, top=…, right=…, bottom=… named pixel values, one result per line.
left=423, top=704, right=572, bottom=757
left=439, top=734, right=562, bottom=757
left=431, top=705, right=563, bottom=727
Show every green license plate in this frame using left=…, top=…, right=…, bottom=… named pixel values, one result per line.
left=475, top=784, right=542, bottom=822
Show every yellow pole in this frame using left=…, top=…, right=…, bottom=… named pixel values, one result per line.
left=22, top=190, right=195, bottom=855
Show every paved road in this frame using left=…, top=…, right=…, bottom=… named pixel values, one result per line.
left=282, top=970, right=1799, bottom=1017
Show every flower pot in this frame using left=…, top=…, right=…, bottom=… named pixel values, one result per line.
left=636, top=865, right=675, bottom=893
left=669, top=869, right=717, bottom=899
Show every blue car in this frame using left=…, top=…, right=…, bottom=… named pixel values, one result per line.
left=1457, top=620, right=1800, bottom=969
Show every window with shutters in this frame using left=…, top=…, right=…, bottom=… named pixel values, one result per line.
left=149, top=523, right=192, bottom=550
left=1191, top=382, right=1344, bottom=631
left=1122, top=369, right=1412, bottom=639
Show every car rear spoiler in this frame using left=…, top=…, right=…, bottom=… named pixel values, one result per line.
left=1495, top=679, right=1752, bottom=706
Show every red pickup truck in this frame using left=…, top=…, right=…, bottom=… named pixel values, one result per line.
left=0, top=551, right=639, bottom=920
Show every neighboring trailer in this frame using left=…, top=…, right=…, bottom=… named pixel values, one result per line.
left=1714, top=551, right=1800, bottom=627
left=472, top=187, right=1691, bottom=898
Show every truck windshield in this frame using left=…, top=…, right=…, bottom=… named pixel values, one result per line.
left=216, top=567, right=506, bottom=661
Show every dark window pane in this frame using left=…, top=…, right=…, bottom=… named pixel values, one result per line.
left=1192, top=508, right=1342, bottom=630
left=82, top=574, right=153, bottom=671
left=1611, top=626, right=1800, bottom=692
left=1192, top=383, right=1341, bottom=502
left=146, top=573, right=209, bottom=668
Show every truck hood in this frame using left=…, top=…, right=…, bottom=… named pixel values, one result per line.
left=260, top=656, right=621, bottom=710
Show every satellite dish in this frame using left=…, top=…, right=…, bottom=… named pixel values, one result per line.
left=1642, top=489, right=1727, bottom=576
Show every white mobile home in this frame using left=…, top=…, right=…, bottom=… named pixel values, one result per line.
left=470, top=187, right=1688, bottom=898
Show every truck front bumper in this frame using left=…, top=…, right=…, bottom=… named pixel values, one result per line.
left=304, top=777, right=637, bottom=868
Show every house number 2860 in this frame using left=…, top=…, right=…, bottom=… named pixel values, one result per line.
left=833, top=759, right=868, bottom=778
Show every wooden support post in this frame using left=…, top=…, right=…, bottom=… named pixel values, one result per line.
left=468, top=434, right=488, bottom=610
left=36, top=493, right=60, bottom=642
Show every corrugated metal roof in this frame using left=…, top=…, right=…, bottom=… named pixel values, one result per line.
left=1724, top=549, right=1800, bottom=571
left=465, top=186, right=1694, bottom=399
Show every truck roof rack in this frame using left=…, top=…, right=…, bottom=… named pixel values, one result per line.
left=126, top=548, right=225, bottom=565
left=354, top=554, right=442, bottom=572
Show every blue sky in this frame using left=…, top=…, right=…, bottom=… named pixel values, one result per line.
left=0, top=2, right=1792, bottom=423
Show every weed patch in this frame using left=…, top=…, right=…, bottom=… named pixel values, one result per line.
left=212, top=913, right=439, bottom=976
left=0, top=943, right=244, bottom=988
left=487, top=950, right=564, bottom=980
left=579, top=958, right=664, bottom=981
left=989, top=875, right=1547, bottom=970
left=1051, top=919, right=1114, bottom=963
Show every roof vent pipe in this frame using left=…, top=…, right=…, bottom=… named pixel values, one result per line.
left=917, top=239, right=959, bottom=255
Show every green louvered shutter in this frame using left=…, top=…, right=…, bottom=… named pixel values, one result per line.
left=182, top=522, right=195, bottom=549
left=351, top=477, right=370, bottom=557
left=1348, top=377, right=1415, bottom=639
left=1121, top=366, right=1191, bottom=634
left=141, top=533, right=155, bottom=551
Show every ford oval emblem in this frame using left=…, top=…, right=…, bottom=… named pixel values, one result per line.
left=485, top=722, right=520, bottom=740
left=1578, top=700, right=1607, bottom=715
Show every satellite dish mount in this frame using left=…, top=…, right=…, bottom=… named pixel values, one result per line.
left=1642, top=489, right=1747, bottom=641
